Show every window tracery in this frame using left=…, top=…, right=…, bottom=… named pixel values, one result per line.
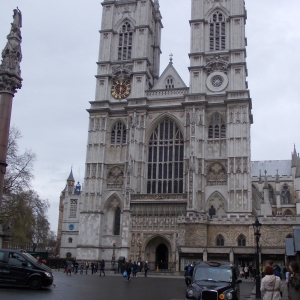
left=207, top=162, right=227, bottom=186
left=269, top=185, right=275, bottom=205
left=209, top=11, right=226, bottom=51
left=208, top=113, right=226, bottom=139
left=147, top=119, right=184, bottom=194
left=114, top=207, right=121, bottom=235
left=111, top=121, right=127, bottom=145
left=118, top=22, right=133, bottom=61
left=216, top=234, right=225, bottom=246
left=281, top=184, right=291, bottom=204
left=237, top=234, right=246, bottom=247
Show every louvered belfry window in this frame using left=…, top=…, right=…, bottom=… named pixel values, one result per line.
left=209, top=11, right=226, bottom=51
left=111, top=121, right=127, bottom=145
left=147, top=119, right=184, bottom=194
left=118, top=22, right=133, bottom=61
left=208, top=113, right=226, bottom=139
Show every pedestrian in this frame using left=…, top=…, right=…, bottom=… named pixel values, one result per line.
left=95, top=261, right=98, bottom=274
left=73, top=261, right=79, bottom=274
left=244, top=265, right=249, bottom=279
left=249, top=264, right=253, bottom=279
left=260, top=265, right=283, bottom=300
left=126, top=260, right=132, bottom=281
left=287, top=261, right=300, bottom=300
left=80, top=262, right=84, bottom=275
left=66, top=260, right=73, bottom=276
left=144, top=260, right=148, bottom=277
left=137, top=261, right=141, bottom=272
left=132, top=261, right=138, bottom=277
left=184, top=263, right=194, bottom=287
left=99, top=259, right=105, bottom=276
left=252, top=265, right=257, bottom=281
left=282, top=265, right=287, bottom=280
left=274, top=264, right=282, bottom=279
left=85, top=261, right=89, bottom=274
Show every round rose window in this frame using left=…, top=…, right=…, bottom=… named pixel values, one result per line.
left=211, top=75, right=224, bottom=87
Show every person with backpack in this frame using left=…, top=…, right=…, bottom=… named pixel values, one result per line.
left=126, top=260, right=132, bottom=281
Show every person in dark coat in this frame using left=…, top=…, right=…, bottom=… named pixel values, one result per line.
left=132, top=261, right=138, bottom=277
left=144, top=261, right=148, bottom=277
left=287, top=261, right=300, bottom=300
left=184, top=263, right=194, bottom=287
left=126, top=260, right=132, bottom=281
left=99, top=259, right=105, bottom=276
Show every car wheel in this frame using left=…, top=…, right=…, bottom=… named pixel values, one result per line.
left=28, top=276, right=42, bottom=290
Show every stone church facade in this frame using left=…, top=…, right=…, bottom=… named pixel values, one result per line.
left=57, top=0, right=300, bottom=270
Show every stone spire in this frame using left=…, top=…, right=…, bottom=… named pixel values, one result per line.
left=276, top=169, right=280, bottom=183
left=296, top=158, right=300, bottom=178
left=258, top=169, right=262, bottom=184
left=263, top=170, right=268, bottom=189
left=67, top=168, right=75, bottom=183
left=0, top=8, right=23, bottom=94
left=154, top=0, right=160, bottom=11
left=292, top=144, right=298, bottom=168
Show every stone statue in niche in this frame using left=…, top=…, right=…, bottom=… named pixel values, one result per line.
left=209, top=205, right=216, bottom=219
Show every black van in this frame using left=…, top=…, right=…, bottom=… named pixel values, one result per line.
left=0, top=249, right=54, bottom=289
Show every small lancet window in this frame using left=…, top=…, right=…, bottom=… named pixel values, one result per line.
left=118, top=22, right=133, bottom=61
left=237, top=235, right=246, bottom=247
left=209, top=11, right=226, bottom=51
left=111, top=122, right=127, bottom=145
left=114, top=207, right=121, bottom=235
left=216, top=234, right=225, bottom=246
left=165, top=76, right=175, bottom=89
left=208, top=113, right=226, bottom=139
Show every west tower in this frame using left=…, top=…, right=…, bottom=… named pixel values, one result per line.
left=186, top=0, right=252, bottom=215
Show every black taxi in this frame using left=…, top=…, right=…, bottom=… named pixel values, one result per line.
left=185, top=261, right=242, bottom=300
left=0, top=249, right=53, bottom=289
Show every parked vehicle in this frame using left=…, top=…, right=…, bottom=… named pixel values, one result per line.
left=185, top=261, right=242, bottom=300
left=0, top=249, right=53, bottom=289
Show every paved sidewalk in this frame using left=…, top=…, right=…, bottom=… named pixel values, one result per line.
left=247, top=281, right=289, bottom=299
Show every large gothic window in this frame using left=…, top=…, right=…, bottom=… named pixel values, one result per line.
left=118, top=22, right=133, bottom=61
left=269, top=185, right=275, bottom=205
left=281, top=184, right=291, bottom=204
left=209, top=11, right=226, bottom=51
left=147, top=119, right=184, bottom=194
left=114, top=207, right=121, bottom=235
left=208, top=113, right=226, bottom=139
left=111, top=121, right=127, bottom=145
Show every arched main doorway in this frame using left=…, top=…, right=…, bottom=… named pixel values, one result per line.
left=144, top=236, right=171, bottom=270
left=156, top=244, right=169, bottom=269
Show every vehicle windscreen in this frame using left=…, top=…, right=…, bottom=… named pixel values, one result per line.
left=22, top=253, right=40, bottom=264
left=194, top=266, right=232, bottom=283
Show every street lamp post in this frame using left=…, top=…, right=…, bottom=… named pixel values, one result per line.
left=111, top=243, right=116, bottom=274
left=252, top=218, right=262, bottom=299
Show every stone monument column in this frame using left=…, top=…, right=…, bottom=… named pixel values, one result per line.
left=0, top=8, right=23, bottom=208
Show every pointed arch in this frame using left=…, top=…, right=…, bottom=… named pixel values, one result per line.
left=283, top=209, right=293, bottom=216
left=281, top=184, right=291, bottom=204
left=114, top=17, right=136, bottom=32
left=237, top=234, right=246, bottom=247
left=147, top=117, right=184, bottom=194
left=104, top=193, right=122, bottom=211
left=216, top=234, right=225, bottom=246
left=268, top=184, right=275, bottom=205
left=208, top=113, right=226, bottom=139
left=206, top=191, right=227, bottom=216
left=207, top=162, right=227, bottom=186
left=111, top=121, right=127, bottom=146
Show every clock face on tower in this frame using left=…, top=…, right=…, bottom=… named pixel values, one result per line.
left=111, top=79, right=131, bottom=100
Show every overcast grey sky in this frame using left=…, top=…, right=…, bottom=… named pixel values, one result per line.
left=0, top=0, right=300, bottom=232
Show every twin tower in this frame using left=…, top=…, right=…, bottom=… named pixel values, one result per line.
left=58, top=0, right=255, bottom=266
